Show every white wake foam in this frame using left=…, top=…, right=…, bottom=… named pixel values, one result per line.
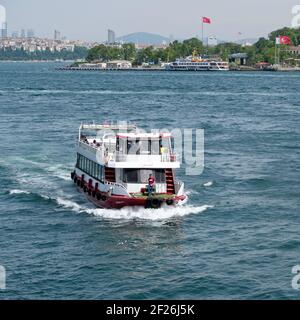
left=9, top=189, right=30, bottom=195
left=56, top=197, right=83, bottom=212
left=185, top=189, right=198, bottom=196
left=53, top=195, right=214, bottom=220
left=86, top=204, right=214, bottom=221
left=8, top=182, right=214, bottom=221
left=47, top=164, right=73, bottom=181
left=203, top=181, right=213, bottom=187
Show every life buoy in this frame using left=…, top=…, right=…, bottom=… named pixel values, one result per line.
left=145, top=198, right=162, bottom=209
left=166, top=199, right=174, bottom=206
left=151, top=198, right=162, bottom=209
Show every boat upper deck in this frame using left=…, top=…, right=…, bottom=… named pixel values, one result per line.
left=77, top=123, right=180, bottom=169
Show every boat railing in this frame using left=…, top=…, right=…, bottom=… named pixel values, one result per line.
left=161, top=153, right=177, bottom=162
left=105, top=181, right=131, bottom=197
left=115, top=152, right=178, bottom=163
left=174, top=180, right=184, bottom=195
left=78, top=140, right=103, bottom=154
left=115, top=152, right=127, bottom=162
left=78, top=141, right=99, bottom=153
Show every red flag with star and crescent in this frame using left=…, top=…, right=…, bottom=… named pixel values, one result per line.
left=279, top=36, right=292, bottom=45
left=202, top=17, right=211, bottom=24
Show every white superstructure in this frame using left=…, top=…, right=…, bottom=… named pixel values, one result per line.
left=166, top=55, right=229, bottom=71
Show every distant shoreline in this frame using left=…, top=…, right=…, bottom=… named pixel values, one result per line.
left=56, top=66, right=300, bottom=73
left=1, top=61, right=299, bottom=72
left=56, top=66, right=267, bottom=72
left=0, top=60, right=72, bottom=63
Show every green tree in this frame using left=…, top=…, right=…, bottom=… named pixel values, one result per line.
left=121, top=43, right=136, bottom=61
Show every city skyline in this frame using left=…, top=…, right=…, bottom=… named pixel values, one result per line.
left=0, top=0, right=299, bottom=42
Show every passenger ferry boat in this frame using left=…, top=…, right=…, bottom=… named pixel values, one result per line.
left=166, top=54, right=229, bottom=71
left=71, top=123, right=187, bottom=209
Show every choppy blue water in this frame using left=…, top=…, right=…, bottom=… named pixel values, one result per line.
left=0, top=62, right=299, bottom=299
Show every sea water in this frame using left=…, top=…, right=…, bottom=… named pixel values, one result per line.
left=0, top=62, right=299, bottom=299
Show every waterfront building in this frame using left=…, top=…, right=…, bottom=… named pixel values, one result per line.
left=54, top=30, right=61, bottom=41
left=11, top=31, right=19, bottom=38
left=208, top=36, right=218, bottom=46
left=0, top=36, right=78, bottom=53
left=229, top=53, right=248, bottom=66
left=107, top=29, right=116, bottom=44
left=106, top=60, right=132, bottom=69
left=285, top=46, right=300, bottom=55
left=27, top=29, right=35, bottom=38
left=1, top=22, right=7, bottom=38
left=78, top=62, right=107, bottom=69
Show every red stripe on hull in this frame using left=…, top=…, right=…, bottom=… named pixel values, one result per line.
left=72, top=173, right=186, bottom=209
left=77, top=186, right=186, bottom=209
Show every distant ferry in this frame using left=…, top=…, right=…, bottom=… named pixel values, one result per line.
left=166, top=56, right=229, bottom=71
left=71, top=123, right=187, bottom=209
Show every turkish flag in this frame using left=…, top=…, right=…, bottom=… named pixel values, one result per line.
left=280, top=36, right=291, bottom=45
left=202, top=17, right=211, bottom=24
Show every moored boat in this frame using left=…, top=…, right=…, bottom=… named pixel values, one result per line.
left=165, top=54, right=229, bottom=71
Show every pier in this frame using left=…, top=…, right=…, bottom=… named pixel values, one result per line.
left=57, top=66, right=166, bottom=72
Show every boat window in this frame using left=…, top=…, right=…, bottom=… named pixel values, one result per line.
left=139, top=169, right=153, bottom=183
left=127, top=139, right=151, bottom=155
left=123, top=169, right=139, bottom=183
left=89, top=159, right=92, bottom=174
left=118, top=138, right=168, bottom=156
left=83, top=157, right=86, bottom=172
left=123, top=169, right=166, bottom=183
left=117, top=137, right=126, bottom=154
left=140, top=139, right=150, bottom=155
left=76, top=153, right=103, bottom=181
left=87, top=159, right=90, bottom=174
left=155, top=169, right=166, bottom=183
left=151, top=139, right=160, bottom=155
left=92, top=162, right=95, bottom=178
left=81, top=155, right=84, bottom=170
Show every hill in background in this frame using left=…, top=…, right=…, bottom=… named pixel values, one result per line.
left=116, top=32, right=170, bottom=45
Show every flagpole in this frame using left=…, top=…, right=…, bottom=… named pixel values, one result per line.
left=274, top=41, right=277, bottom=64
left=202, top=19, right=204, bottom=45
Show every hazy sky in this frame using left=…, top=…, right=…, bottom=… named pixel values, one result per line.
left=0, top=0, right=299, bottom=41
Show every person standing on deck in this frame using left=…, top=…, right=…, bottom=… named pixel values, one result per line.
left=147, top=174, right=156, bottom=195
